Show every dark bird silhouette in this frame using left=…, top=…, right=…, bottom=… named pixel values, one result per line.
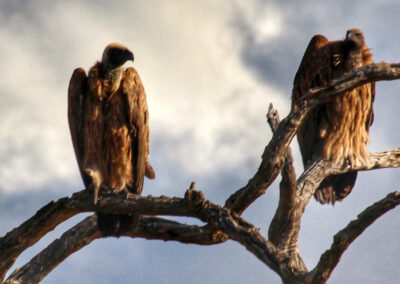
left=68, top=43, right=155, bottom=234
left=292, top=28, right=374, bottom=204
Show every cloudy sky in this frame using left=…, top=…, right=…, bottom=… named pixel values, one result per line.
left=1, top=1, right=399, bottom=283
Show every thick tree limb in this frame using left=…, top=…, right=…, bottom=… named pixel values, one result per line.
left=0, top=190, right=194, bottom=281
left=297, top=148, right=400, bottom=201
left=307, top=191, right=400, bottom=284
left=1, top=188, right=287, bottom=282
left=0, top=198, right=79, bottom=281
left=183, top=187, right=288, bottom=276
left=224, top=100, right=304, bottom=214
left=5, top=215, right=228, bottom=284
left=266, top=105, right=305, bottom=270
left=5, top=215, right=101, bottom=284
left=6, top=188, right=291, bottom=283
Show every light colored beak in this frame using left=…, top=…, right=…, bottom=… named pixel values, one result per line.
left=347, top=32, right=355, bottom=41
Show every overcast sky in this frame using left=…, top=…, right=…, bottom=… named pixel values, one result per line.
left=0, top=1, right=399, bottom=283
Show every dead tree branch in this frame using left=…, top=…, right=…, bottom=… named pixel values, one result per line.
left=5, top=215, right=228, bottom=284
left=5, top=215, right=101, bottom=284
left=307, top=191, right=400, bottom=283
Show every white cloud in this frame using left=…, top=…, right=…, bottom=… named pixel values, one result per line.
left=235, top=2, right=283, bottom=43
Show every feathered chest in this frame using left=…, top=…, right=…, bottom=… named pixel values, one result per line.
left=88, top=65, right=123, bottom=101
left=82, top=82, right=133, bottom=191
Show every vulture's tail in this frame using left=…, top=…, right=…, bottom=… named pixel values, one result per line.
left=314, top=171, right=358, bottom=205
left=97, top=213, right=138, bottom=236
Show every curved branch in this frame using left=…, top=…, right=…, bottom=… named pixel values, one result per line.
left=0, top=190, right=195, bottom=280
left=297, top=148, right=400, bottom=203
left=0, top=197, right=79, bottom=281
left=5, top=215, right=228, bottom=283
left=307, top=191, right=400, bottom=283
left=5, top=215, right=100, bottom=284
left=1, top=188, right=287, bottom=281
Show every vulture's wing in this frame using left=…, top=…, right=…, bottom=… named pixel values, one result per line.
left=68, top=68, right=91, bottom=187
left=292, top=34, right=331, bottom=167
left=292, top=35, right=330, bottom=103
left=122, top=67, right=151, bottom=195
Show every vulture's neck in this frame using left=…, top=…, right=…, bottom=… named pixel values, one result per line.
left=101, top=63, right=123, bottom=94
left=345, top=41, right=363, bottom=70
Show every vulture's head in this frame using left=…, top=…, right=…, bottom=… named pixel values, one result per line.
left=101, top=43, right=134, bottom=69
left=345, top=28, right=365, bottom=49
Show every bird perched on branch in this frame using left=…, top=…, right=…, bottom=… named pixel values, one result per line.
left=68, top=43, right=155, bottom=234
left=292, top=28, right=374, bottom=204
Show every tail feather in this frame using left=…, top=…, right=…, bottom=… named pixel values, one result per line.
left=145, top=163, right=155, bottom=179
left=314, top=171, right=358, bottom=204
left=97, top=213, right=139, bottom=236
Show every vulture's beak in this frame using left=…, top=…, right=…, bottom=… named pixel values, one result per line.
left=346, top=31, right=355, bottom=41
left=126, top=50, right=134, bottom=62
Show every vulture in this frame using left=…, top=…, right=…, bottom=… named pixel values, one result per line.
left=292, top=28, right=374, bottom=204
left=68, top=43, right=155, bottom=234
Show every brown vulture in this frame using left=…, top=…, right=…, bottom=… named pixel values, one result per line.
left=68, top=43, right=155, bottom=234
left=292, top=28, right=374, bottom=204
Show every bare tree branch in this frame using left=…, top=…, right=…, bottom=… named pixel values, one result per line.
left=266, top=104, right=297, bottom=210
left=0, top=198, right=79, bottom=280
left=307, top=191, right=400, bottom=283
left=1, top=187, right=287, bottom=282
left=183, top=186, right=288, bottom=276
left=5, top=215, right=228, bottom=284
left=0, top=190, right=194, bottom=281
left=5, top=215, right=101, bottom=284
left=266, top=104, right=305, bottom=270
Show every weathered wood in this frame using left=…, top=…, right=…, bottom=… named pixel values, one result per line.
left=5, top=215, right=101, bottom=284
left=0, top=189, right=194, bottom=281
left=307, top=191, right=400, bottom=284
left=5, top=215, right=228, bottom=284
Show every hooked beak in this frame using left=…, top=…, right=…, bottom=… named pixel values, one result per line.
left=126, top=50, right=134, bottom=62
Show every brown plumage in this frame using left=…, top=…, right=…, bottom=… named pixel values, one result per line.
left=68, top=43, right=155, bottom=234
left=292, top=28, right=374, bottom=204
